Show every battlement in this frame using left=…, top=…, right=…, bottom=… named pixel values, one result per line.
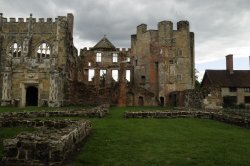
left=136, top=20, right=190, bottom=36
left=177, top=21, right=189, bottom=31
left=0, top=13, right=68, bottom=23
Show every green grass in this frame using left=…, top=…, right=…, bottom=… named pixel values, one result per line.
left=1, top=106, right=250, bottom=165
left=74, top=107, right=250, bottom=166
left=0, top=127, right=37, bottom=159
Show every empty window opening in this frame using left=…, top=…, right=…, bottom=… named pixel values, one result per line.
left=37, top=42, right=51, bottom=59
left=113, top=53, right=118, bottom=62
left=96, top=52, right=102, bottom=62
left=141, top=75, right=146, bottom=84
left=100, top=69, right=107, bottom=77
left=135, top=60, right=138, bottom=66
left=88, top=69, right=95, bottom=81
left=112, top=70, right=119, bottom=82
left=126, top=57, right=130, bottom=62
left=126, top=70, right=131, bottom=82
left=9, top=42, right=22, bottom=58
left=229, top=87, right=237, bottom=92
left=88, top=62, right=91, bottom=66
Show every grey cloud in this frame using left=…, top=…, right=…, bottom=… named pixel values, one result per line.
left=1, top=0, right=250, bottom=62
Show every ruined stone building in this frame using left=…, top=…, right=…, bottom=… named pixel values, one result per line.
left=0, top=13, right=195, bottom=107
left=0, top=13, right=77, bottom=107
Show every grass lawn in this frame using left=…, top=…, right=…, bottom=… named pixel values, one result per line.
left=1, top=106, right=250, bottom=165
left=74, top=107, right=250, bottom=166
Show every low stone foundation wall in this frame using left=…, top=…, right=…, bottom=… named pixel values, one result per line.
left=124, top=111, right=250, bottom=128
left=0, top=104, right=110, bottom=119
left=1, top=119, right=91, bottom=166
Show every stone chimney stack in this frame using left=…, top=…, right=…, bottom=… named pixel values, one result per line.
left=226, top=54, right=233, bottom=74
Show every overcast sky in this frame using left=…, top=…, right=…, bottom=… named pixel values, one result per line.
left=1, top=0, right=250, bottom=80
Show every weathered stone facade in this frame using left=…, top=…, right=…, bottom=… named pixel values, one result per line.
left=0, top=13, right=195, bottom=107
left=0, top=13, right=77, bottom=107
left=130, top=21, right=195, bottom=106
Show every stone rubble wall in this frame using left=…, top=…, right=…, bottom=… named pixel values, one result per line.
left=183, top=87, right=222, bottom=109
left=0, top=104, right=110, bottom=119
left=1, top=119, right=91, bottom=166
left=124, top=111, right=250, bottom=128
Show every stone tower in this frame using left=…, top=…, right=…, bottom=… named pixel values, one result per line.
left=0, top=13, right=77, bottom=107
left=130, top=20, right=195, bottom=106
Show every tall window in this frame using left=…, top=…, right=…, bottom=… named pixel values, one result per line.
left=126, top=70, right=131, bottom=82
left=37, top=42, right=51, bottom=59
left=112, top=53, right=118, bottom=63
left=96, top=52, right=102, bottom=62
left=88, top=69, right=95, bottom=81
left=112, top=70, right=119, bottom=82
left=9, top=42, right=22, bottom=58
left=100, top=69, right=107, bottom=77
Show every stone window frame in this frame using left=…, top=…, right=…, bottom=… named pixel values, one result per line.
left=111, top=69, right=119, bottom=82
left=96, top=52, right=102, bottom=62
left=8, top=42, right=22, bottom=58
left=126, top=70, right=131, bottom=82
left=88, top=69, right=95, bottom=82
left=36, top=42, right=52, bottom=60
left=112, top=53, right=118, bottom=63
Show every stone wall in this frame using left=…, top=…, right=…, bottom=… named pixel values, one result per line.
left=0, top=104, right=110, bottom=119
left=1, top=118, right=91, bottom=166
left=181, top=87, right=222, bottom=109
left=124, top=111, right=250, bottom=128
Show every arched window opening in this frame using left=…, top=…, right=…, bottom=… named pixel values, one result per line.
left=9, top=42, right=22, bottom=58
left=37, top=42, right=51, bottom=59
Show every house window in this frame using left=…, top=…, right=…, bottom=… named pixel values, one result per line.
left=96, top=52, right=102, bottom=62
left=126, top=70, right=131, bottom=82
left=223, top=96, right=237, bottom=108
left=88, top=62, right=91, bottom=66
left=245, top=96, right=250, bottom=103
left=88, top=69, right=95, bottom=81
left=9, top=42, right=22, bottom=58
left=112, top=70, right=119, bottom=82
left=229, top=87, right=237, bottom=92
left=37, top=42, right=51, bottom=59
left=135, top=60, right=138, bottom=66
left=244, top=88, right=250, bottom=92
left=112, top=53, right=118, bottom=63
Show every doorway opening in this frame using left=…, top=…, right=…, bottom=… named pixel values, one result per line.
left=138, top=96, right=144, bottom=106
left=160, top=97, right=164, bottom=106
left=26, top=86, right=38, bottom=106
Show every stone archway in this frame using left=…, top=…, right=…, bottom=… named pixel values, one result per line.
left=26, top=86, right=38, bottom=106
